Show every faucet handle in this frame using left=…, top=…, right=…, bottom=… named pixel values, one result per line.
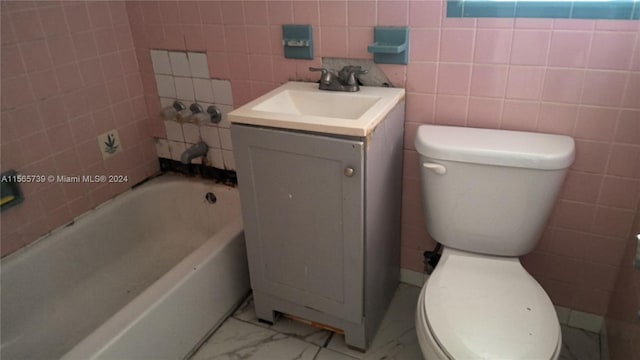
left=346, top=68, right=368, bottom=86
left=309, top=67, right=334, bottom=85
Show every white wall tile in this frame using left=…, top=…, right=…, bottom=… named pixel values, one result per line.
left=222, top=149, right=235, bottom=170
left=175, top=77, right=195, bottom=101
left=188, top=52, right=210, bottom=79
left=182, top=123, right=201, bottom=144
left=169, top=51, right=191, bottom=77
left=211, top=79, right=233, bottom=105
left=168, top=140, right=187, bottom=161
left=207, top=148, right=224, bottom=169
left=154, top=138, right=171, bottom=158
left=164, top=120, right=184, bottom=142
left=150, top=50, right=171, bottom=75
left=160, top=97, right=174, bottom=107
left=217, top=104, right=234, bottom=128
left=200, top=125, right=221, bottom=148
left=193, top=78, right=214, bottom=102
left=218, top=128, right=233, bottom=150
left=155, top=75, right=176, bottom=98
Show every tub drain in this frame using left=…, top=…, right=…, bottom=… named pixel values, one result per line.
left=205, top=192, right=217, bottom=204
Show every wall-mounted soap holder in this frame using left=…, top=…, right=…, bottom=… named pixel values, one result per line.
left=282, top=24, right=314, bottom=60
left=368, top=27, right=410, bottom=65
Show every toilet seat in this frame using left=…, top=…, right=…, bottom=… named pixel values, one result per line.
left=421, top=248, right=560, bottom=360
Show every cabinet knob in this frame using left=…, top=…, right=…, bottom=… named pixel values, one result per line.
left=344, top=167, right=355, bottom=177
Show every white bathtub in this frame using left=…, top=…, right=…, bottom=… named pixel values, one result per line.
left=1, top=174, right=250, bottom=360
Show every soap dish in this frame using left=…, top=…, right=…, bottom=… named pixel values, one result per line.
left=367, top=27, right=410, bottom=65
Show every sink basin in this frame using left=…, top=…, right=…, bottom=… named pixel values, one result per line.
left=229, top=82, right=405, bottom=137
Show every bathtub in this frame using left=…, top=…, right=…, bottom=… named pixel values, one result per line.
left=1, top=174, right=250, bottom=360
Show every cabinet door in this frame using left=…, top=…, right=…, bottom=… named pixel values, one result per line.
left=232, top=124, right=364, bottom=323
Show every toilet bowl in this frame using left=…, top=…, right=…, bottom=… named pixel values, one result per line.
left=413, top=125, right=575, bottom=360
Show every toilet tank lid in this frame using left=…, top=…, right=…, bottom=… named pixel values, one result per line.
left=415, top=125, right=575, bottom=170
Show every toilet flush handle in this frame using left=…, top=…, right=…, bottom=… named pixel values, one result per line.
left=423, top=162, right=447, bottom=175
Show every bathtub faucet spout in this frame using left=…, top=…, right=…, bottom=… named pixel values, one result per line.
left=181, top=142, right=208, bottom=164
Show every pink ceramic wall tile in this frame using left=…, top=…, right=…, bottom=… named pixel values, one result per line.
left=72, top=31, right=99, bottom=60
left=92, top=107, right=116, bottom=135
left=54, top=64, right=82, bottom=94
left=402, top=149, right=420, bottom=180
left=501, top=100, right=539, bottom=131
left=109, top=2, right=130, bottom=26
left=270, top=26, right=286, bottom=56
left=409, top=1, right=441, bottom=28
left=406, top=92, right=435, bottom=124
left=553, top=19, right=595, bottom=31
left=607, top=144, right=640, bottom=179
left=592, top=206, right=635, bottom=239
left=221, top=1, right=245, bottom=25
left=198, top=2, right=222, bottom=24
left=267, top=1, right=293, bottom=25
left=183, top=25, right=206, bottom=51
left=560, top=170, right=602, bottom=203
left=439, top=29, right=474, bottom=63
left=78, top=58, right=104, bottom=87
left=407, top=62, right=437, bottom=93
left=272, top=58, right=298, bottom=84
left=162, top=24, right=186, bottom=50
left=541, top=68, right=584, bottom=104
left=87, top=1, right=112, bottom=29
left=441, top=14, right=476, bottom=29
left=615, top=110, right=640, bottom=145
left=436, top=63, right=471, bottom=96
left=596, top=20, right=640, bottom=32
left=582, top=70, right=627, bottom=107
left=378, top=1, right=408, bottom=26
left=515, top=18, right=553, bottom=29
left=409, top=29, right=439, bottom=61
left=401, top=246, right=426, bottom=273
left=248, top=55, right=274, bottom=82
left=64, top=3, right=91, bottom=33
left=537, top=103, right=578, bottom=136
left=535, top=276, right=574, bottom=308
left=574, top=106, right=618, bottom=141
left=11, top=9, right=45, bottom=42
left=347, top=27, right=373, bottom=59
left=348, top=1, right=376, bottom=27
left=68, top=114, right=95, bottom=144
left=506, top=66, right=544, bottom=100
left=94, top=28, right=118, bottom=55
left=467, top=97, right=502, bottom=129
left=203, top=25, right=226, bottom=52
left=30, top=70, right=59, bottom=100
left=320, top=27, right=348, bottom=58
left=477, top=18, right=515, bottom=29
left=231, top=80, right=253, bottom=106
left=319, top=1, right=347, bottom=27
left=244, top=1, right=269, bottom=25
left=47, top=36, right=77, bottom=66
left=588, top=32, right=636, bottom=70
left=38, top=97, right=68, bottom=128
left=1, top=45, right=25, bottom=78
left=5, top=106, right=43, bottom=139
left=572, top=140, right=611, bottom=173
left=46, top=123, right=74, bottom=153
left=246, top=26, right=272, bottom=55
left=20, top=39, right=52, bottom=73
left=598, top=177, right=639, bottom=210
left=1, top=12, right=16, bottom=45
left=510, top=30, right=551, bottom=66
left=474, top=29, right=512, bottom=64
left=622, top=73, right=640, bottom=109
left=140, top=2, right=162, bottom=25
left=224, top=26, right=248, bottom=53
left=100, top=53, right=124, bottom=78
left=551, top=199, right=596, bottom=232
left=293, top=1, right=318, bottom=25
left=119, top=50, right=138, bottom=76
left=548, top=31, right=591, bottom=68
left=1, top=75, right=35, bottom=110
left=470, top=65, right=508, bottom=98
left=19, top=131, right=51, bottom=165
left=571, top=287, right=611, bottom=315
left=109, top=77, right=130, bottom=102
left=227, top=53, right=251, bottom=80
left=434, top=95, right=468, bottom=126
left=38, top=6, right=69, bottom=37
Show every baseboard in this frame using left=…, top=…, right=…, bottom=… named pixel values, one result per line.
left=400, top=268, right=604, bottom=334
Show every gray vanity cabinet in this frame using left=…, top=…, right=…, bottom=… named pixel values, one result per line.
left=231, top=102, right=404, bottom=350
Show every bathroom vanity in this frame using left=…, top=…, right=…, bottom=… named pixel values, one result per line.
left=229, top=82, right=405, bottom=349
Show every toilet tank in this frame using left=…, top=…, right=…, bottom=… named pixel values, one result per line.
left=415, top=125, right=575, bottom=256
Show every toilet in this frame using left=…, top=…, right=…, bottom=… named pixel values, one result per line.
left=413, top=125, right=575, bottom=360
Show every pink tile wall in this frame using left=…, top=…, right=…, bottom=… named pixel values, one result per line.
left=126, top=0, right=639, bottom=316
left=0, top=1, right=158, bottom=257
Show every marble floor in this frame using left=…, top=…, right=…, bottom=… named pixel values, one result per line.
left=189, top=284, right=602, bottom=360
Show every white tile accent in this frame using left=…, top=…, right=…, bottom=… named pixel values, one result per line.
left=207, top=148, right=224, bottom=169
left=200, top=125, right=221, bottom=148
left=97, top=130, right=122, bottom=160
left=169, top=51, right=191, bottom=77
left=218, top=127, right=233, bottom=150
left=164, top=120, right=184, bottom=142
left=400, top=268, right=427, bottom=287
left=150, top=50, right=171, bottom=75
left=154, top=138, right=171, bottom=158
left=168, top=140, right=187, bottom=161
left=188, top=52, right=210, bottom=79
left=182, top=123, right=201, bottom=144
left=155, top=75, right=176, bottom=98
left=222, top=150, right=235, bottom=170
left=211, top=79, right=233, bottom=105
left=159, top=97, right=174, bottom=107
left=217, top=104, right=234, bottom=128
left=567, top=310, right=604, bottom=333
left=174, top=77, right=195, bottom=101
left=193, top=78, right=214, bottom=102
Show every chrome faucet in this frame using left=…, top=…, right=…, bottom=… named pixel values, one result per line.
left=181, top=142, right=208, bottom=164
left=309, top=66, right=368, bottom=92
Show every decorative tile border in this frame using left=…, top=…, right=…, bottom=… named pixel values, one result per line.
left=447, top=0, right=640, bottom=20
